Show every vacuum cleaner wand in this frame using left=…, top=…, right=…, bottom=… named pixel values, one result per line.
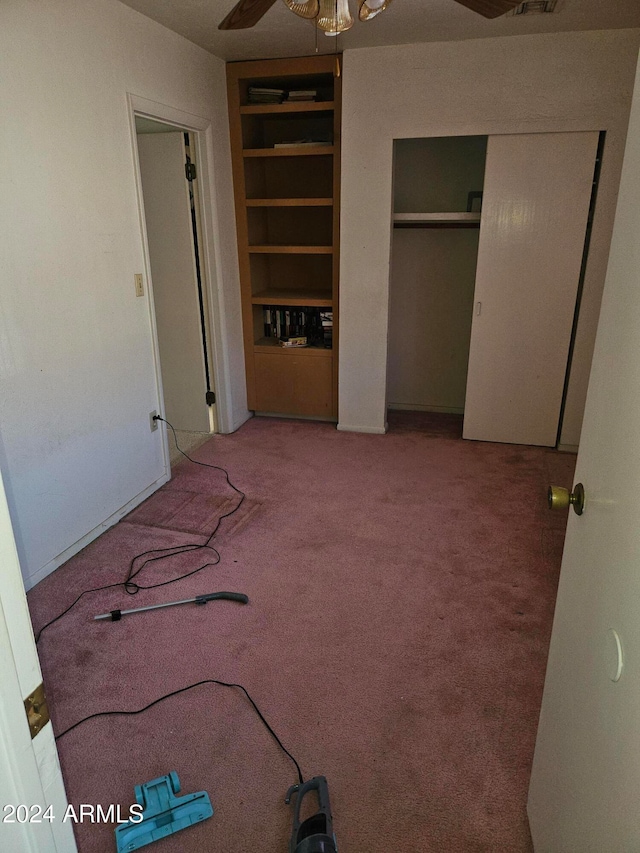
left=286, top=776, right=337, bottom=853
left=94, top=592, right=249, bottom=622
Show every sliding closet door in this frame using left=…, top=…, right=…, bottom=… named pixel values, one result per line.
left=462, top=131, right=598, bottom=446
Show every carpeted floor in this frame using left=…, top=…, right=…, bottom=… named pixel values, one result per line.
left=168, top=428, right=214, bottom=467
left=28, top=412, right=575, bottom=853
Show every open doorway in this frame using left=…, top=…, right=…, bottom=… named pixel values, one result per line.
left=134, top=116, right=217, bottom=464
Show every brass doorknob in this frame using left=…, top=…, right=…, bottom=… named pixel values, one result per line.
left=548, top=482, right=585, bottom=515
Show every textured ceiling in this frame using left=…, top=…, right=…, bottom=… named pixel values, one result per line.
left=117, top=0, right=640, bottom=62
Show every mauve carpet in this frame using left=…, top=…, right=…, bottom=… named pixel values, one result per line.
left=28, top=412, right=575, bottom=853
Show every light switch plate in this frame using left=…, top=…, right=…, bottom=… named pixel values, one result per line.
left=134, top=273, right=144, bottom=297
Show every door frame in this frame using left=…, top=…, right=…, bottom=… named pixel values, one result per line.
left=127, top=94, right=233, bottom=455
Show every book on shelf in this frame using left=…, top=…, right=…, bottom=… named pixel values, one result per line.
left=285, top=90, right=317, bottom=101
left=320, top=310, right=333, bottom=348
left=261, top=306, right=331, bottom=348
left=248, top=86, right=285, bottom=104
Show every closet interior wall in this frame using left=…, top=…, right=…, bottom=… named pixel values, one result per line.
left=387, top=136, right=487, bottom=414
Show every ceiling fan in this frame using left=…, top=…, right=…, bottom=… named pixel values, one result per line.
left=219, top=0, right=524, bottom=36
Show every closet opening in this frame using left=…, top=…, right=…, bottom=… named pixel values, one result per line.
left=135, top=116, right=217, bottom=464
left=387, top=135, right=487, bottom=433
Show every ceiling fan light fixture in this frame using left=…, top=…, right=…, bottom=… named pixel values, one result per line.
left=220, top=0, right=522, bottom=34
left=358, top=0, right=393, bottom=21
left=281, top=0, right=320, bottom=20
left=317, top=0, right=354, bottom=35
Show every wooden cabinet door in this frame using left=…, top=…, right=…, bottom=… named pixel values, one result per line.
left=463, top=131, right=599, bottom=446
left=254, top=352, right=334, bottom=418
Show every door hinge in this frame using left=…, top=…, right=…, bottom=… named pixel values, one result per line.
left=185, top=162, right=197, bottom=181
left=205, top=391, right=216, bottom=406
left=24, top=683, right=49, bottom=739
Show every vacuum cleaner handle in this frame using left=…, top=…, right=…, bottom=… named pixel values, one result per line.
left=286, top=776, right=337, bottom=853
left=195, top=592, right=249, bottom=605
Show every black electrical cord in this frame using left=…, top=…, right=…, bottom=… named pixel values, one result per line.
left=55, top=678, right=304, bottom=786
left=156, top=416, right=245, bottom=548
left=35, top=417, right=246, bottom=643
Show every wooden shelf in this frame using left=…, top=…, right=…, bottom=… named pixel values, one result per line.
left=248, top=245, right=333, bottom=254
left=240, top=101, right=334, bottom=114
left=254, top=337, right=332, bottom=356
left=393, top=212, right=481, bottom=228
left=251, top=289, right=332, bottom=306
left=246, top=198, right=333, bottom=207
left=244, top=145, right=334, bottom=158
left=228, top=54, right=340, bottom=420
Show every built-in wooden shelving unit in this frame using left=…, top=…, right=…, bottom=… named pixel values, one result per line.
left=226, top=55, right=341, bottom=419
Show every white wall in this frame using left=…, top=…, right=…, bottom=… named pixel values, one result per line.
left=339, top=30, right=640, bottom=438
left=0, top=0, right=246, bottom=588
left=387, top=228, right=479, bottom=412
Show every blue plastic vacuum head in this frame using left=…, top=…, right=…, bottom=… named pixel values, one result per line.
left=115, top=771, right=213, bottom=852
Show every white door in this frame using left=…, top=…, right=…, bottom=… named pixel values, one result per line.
left=0, top=469, right=76, bottom=852
left=528, top=55, right=640, bottom=850
left=463, top=131, right=598, bottom=446
left=137, top=132, right=212, bottom=434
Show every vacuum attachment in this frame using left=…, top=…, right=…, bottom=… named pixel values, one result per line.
left=285, top=776, right=337, bottom=853
left=115, top=771, right=212, bottom=852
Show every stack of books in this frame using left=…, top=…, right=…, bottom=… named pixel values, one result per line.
left=285, top=89, right=317, bottom=102
left=248, top=86, right=285, bottom=104
left=320, top=311, right=333, bottom=348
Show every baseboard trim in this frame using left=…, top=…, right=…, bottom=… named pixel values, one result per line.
left=387, top=403, right=464, bottom=415
left=255, top=412, right=337, bottom=423
left=226, top=410, right=253, bottom=434
left=337, top=423, right=388, bottom=435
left=25, top=473, right=170, bottom=590
left=557, top=443, right=579, bottom=454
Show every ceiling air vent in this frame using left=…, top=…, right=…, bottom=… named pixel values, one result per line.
left=512, top=0, right=557, bottom=14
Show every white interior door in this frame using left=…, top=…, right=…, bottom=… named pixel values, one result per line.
left=463, top=131, right=598, bottom=446
left=0, top=469, right=76, bottom=852
left=137, top=132, right=211, bottom=434
left=528, top=54, right=640, bottom=851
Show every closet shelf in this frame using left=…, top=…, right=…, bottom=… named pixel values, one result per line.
left=393, top=212, right=481, bottom=228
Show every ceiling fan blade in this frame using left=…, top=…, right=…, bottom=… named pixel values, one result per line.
left=219, top=0, right=278, bottom=30
left=452, top=0, right=522, bottom=18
